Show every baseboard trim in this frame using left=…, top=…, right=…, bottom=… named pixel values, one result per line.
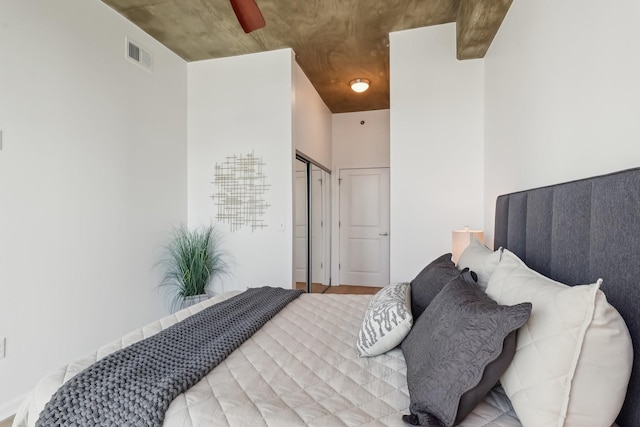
left=0, top=394, right=24, bottom=423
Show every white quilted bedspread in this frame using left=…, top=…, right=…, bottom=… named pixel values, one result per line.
left=14, top=292, right=521, bottom=427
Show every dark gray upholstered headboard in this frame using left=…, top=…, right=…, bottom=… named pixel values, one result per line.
left=494, top=168, right=640, bottom=427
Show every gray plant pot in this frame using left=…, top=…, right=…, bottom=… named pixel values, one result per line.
left=180, top=294, right=210, bottom=310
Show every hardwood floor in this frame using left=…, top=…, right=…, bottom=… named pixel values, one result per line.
left=294, top=283, right=381, bottom=295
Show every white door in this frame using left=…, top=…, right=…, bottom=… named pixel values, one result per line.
left=339, top=168, right=390, bottom=287
left=311, top=167, right=325, bottom=285
left=294, top=168, right=307, bottom=284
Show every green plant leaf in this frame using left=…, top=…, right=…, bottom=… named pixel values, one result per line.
left=158, top=224, right=229, bottom=312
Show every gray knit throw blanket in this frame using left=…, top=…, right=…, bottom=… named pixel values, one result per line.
left=36, top=286, right=303, bottom=427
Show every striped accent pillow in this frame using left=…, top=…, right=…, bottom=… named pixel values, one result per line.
left=356, top=282, right=413, bottom=357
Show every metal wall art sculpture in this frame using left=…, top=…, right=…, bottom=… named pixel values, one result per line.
left=211, top=152, right=271, bottom=232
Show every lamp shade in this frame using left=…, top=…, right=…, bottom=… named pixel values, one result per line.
left=452, top=227, right=484, bottom=264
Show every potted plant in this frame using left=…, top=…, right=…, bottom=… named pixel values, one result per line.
left=160, top=224, right=228, bottom=312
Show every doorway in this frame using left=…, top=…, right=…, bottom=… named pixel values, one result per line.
left=339, top=167, right=390, bottom=287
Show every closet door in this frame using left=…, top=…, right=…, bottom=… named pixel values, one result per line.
left=294, top=155, right=331, bottom=293
left=294, top=159, right=308, bottom=287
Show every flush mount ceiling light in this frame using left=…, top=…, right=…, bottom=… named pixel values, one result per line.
left=350, top=78, right=370, bottom=93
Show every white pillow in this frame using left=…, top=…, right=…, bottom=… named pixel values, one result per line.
left=457, top=236, right=501, bottom=290
left=486, top=250, right=633, bottom=427
left=356, top=282, right=413, bottom=357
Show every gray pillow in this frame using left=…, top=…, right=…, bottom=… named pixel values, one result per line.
left=409, top=253, right=459, bottom=319
left=401, top=277, right=531, bottom=427
left=456, top=330, right=517, bottom=423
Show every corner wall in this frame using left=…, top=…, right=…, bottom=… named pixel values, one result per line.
left=0, top=0, right=187, bottom=415
left=187, top=49, right=294, bottom=292
left=484, top=1, right=640, bottom=244
left=389, top=24, right=484, bottom=282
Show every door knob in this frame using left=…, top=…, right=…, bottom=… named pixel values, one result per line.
left=379, top=232, right=389, bottom=236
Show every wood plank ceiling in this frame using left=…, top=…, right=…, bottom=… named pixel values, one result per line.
left=102, top=0, right=511, bottom=113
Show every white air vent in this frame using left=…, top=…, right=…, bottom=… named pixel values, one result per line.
left=125, top=37, right=153, bottom=72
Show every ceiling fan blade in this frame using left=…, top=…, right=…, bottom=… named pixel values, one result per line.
left=229, top=0, right=266, bottom=33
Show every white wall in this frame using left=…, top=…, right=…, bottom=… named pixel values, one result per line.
left=188, top=49, right=294, bottom=292
left=0, top=0, right=187, bottom=416
left=293, top=63, right=332, bottom=168
left=389, top=24, right=484, bottom=282
left=484, top=1, right=640, bottom=245
left=332, top=110, right=390, bottom=285
left=332, top=110, right=390, bottom=169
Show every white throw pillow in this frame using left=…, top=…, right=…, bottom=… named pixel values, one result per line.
left=486, top=250, right=633, bottom=427
left=356, top=282, right=413, bottom=357
left=457, top=236, right=501, bottom=290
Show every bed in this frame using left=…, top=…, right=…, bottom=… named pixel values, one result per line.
left=12, top=168, right=639, bottom=427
